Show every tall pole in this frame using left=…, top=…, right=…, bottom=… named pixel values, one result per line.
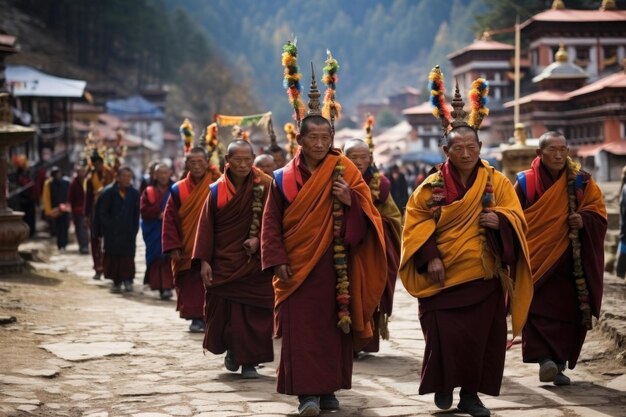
left=514, top=15, right=521, bottom=127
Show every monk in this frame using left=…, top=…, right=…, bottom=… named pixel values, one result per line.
left=344, top=139, right=402, bottom=354
left=254, top=154, right=276, bottom=177
left=261, top=115, right=387, bottom=417
left=400, top=126, right=533, bottom=417
left=141, top=163, right=174, bottom=300
left=84, top=151, right=114, bottom=280
left=515, top=131, right=607, bottom=386
left=193, top=141, right=274, bottom=379
left=94, top=166, right=140, bottom=293
left=163, top=147, right=220, bottom=333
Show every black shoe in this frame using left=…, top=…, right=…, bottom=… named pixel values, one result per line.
left=435, top=391, right=453, bottom=410
left=458, top=391, right=490, bottom=417
left=320, top=393, right=339, bottom=410
left=539, top=359, right=558, bottom=382
left=109, top=283, right=122, bottom=294
left=92, top=272, right=102, bottom=280
left=224, top=350, right=239, bottom=372
left=160, top=289, right=173, bottom=300
left=241, top=365, right=259, bottom=379
left=189, top=319, right=204, bottom=333
left=297, top=396, right=320, bottom=417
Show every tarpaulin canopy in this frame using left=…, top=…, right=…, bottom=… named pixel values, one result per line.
left=106, top=95, right=164, bottom=119
left=6, top=65, right=86, bottom=98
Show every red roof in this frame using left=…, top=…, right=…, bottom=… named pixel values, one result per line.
left=567, top=71, right=626, bottom=97
left=448, top=39, right=513, bottom=60
left=521, top=9, right=626, bottom=28
left=576, top=141, right=626, bottom=157
left=504, top=90, right=568, bottom=107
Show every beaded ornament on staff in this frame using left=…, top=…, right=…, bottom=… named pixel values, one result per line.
left=332, top=158, right=351, bottom=333
left=322, top=49, right=342, bottom=136
left=282, top=39, right=306, bottom=128
left=284, top=122, right=297, bottom=158
left=566, top=158, right=593, bottom=330
left=364, top=115, right=381, bottom=201
left=180, top=118, right=194, bottom=155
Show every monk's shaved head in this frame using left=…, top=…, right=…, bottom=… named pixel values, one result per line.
left=227, top=140, right=254, bottom=156
left=343, top=139, right=370, bottom=155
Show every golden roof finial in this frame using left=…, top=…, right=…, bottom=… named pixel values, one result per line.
left=552, top=0, right=566, bottom=9
left=480, top=31, right=492, bottom=41
left=555, top=43, right=568, bottom=63
left=600, top=0, right=617, bottom=11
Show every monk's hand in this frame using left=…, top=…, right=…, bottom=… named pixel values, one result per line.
left=427, top=257, right=445, bottom=287
left=274, top=264, right=293, bottom=283
left=568, top=213, right=583, bottom=230
left=200, top=260, right=213, bottom=287
left=332, top=177, right=352, bottom=206
left=243, top=237, right=260, bottom=257
left=479, top=211, right=499, bottom=230
left=170, top=249, right=182, bottom=262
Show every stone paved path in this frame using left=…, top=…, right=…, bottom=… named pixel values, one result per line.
left=1, top=237, right=625, bottom=416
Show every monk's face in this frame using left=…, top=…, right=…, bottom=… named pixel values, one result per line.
left=255, top=158, right=275, bottom=177
left=345, top=146, right=371, bottom=175
left=155, top=166, right=171, bottom=187
left=270, top=151, right=286, bottom=169
left=186, top=152, right=208, bottom=181
left=537, top=135, right=568, bottom=176
left=443, top=131, right=481, bottom=175
left=118, top=169, right=133, bottom=188
left=226, top=147, right=255, bottom=180
left=298, top=124, right=332, bottom=167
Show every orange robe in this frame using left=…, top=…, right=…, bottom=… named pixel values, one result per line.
left=400, top=160, right=533, bottom=396
left=516, top=157, right=607, bottom=369
left=261, top=148, right=387, bottom=395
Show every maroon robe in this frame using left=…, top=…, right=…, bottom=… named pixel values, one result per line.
left=140, top=185, right=174, bottom=292
left=516, top=162, right=607, bottom=369
left=261, top=158, right=369, bottom=396
left=162, top=176, right=206, bottom=320
left=193, top=169, right=274, bottom=366
left=361, top=173, right=401, bottom=353
left=412, top=161, right=518, bottom=396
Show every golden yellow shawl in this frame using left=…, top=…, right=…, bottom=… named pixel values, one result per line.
left=399, top=161, right=533, bottom=336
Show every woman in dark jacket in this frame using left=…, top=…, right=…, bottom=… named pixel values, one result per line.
left=94, top=166, right=140, bottom=293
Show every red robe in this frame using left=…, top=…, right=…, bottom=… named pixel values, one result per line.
left=361, top=172, right=402, bottom=353
left=516, top=158, right=607, bottom=369
left=261, top=149, right=386, bottom=396
left=162, top=173, right=212, bottom=319
left=193, top=167, right=274, bottom=366
left=140, top=185, right=174, bottom=292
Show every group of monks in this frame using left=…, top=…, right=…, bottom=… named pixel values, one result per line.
left=82, top=81, right=606, bottom=417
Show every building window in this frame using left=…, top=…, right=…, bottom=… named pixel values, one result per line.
left=603, top=46, right=618, bottom=68
left=575, top=46, right=589, bottom=68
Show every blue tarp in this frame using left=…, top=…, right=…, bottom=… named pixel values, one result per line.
left=400, top=150, right=445, bottom=165
left=106, top=95, right=164, bottom=119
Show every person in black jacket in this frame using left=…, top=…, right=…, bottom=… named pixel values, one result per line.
left=616, top=166, right=626, bottom=279
left=94, top=166, right=140, bottom=293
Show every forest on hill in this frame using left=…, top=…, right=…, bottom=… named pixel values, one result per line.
left=3, top=0, right=614, bottom=130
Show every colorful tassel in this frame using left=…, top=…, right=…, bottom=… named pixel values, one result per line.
left=428, top=66, right=451, bottom=132
left=322, top=49, right=341, bottom=122
left=282, top=39, right=306, bottom=122
left=468, top=78, right=490, bottom=129
left=180, top=118, right=194, bottom=155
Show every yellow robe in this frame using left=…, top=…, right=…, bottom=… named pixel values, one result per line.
left=399, top=161, right=533, bottom=336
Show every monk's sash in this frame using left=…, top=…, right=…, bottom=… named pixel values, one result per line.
left=400, top=161, right=533, bottom=336
left=211, top=166, right=265, bottom=210
left=521, top=159, right=606, bottom=285
left=274, top=150, right=387, bottom=347
left=172, top=173, right=212, bottom=274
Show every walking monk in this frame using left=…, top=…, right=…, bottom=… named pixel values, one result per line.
left=141, top=163, right=174, bottom=300
left=84, top=150, right=114, bottom=280
left=261, top=66, right=387, bottom=416
left=515, top=131, right=606, bottom=386
left=399, top=67, right=533, bottom=417
left=193, top=140, right=274, bottom=379
left=344, top=137, right=402, bottom=354
left=163, top=147, right=219, bottom=333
